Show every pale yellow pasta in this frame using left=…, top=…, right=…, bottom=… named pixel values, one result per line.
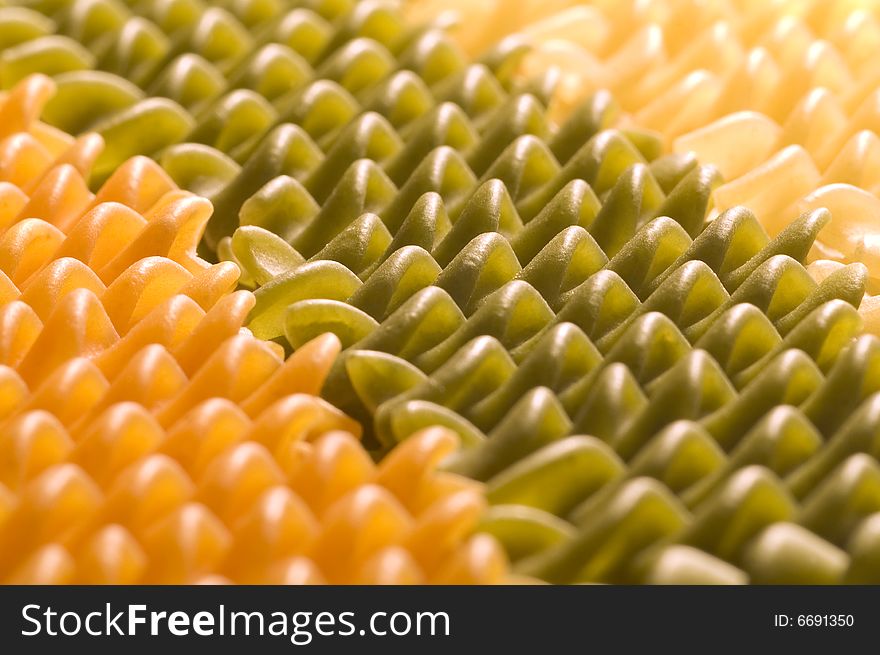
left=403, top=0, right=880, bottom=320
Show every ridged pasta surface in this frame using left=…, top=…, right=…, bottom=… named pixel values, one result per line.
left=402, top=0, right=880, bottom=295
left=6, top=0, right=880, bottom=586
left=0, top=1, right=553, bottom=214
left=0, top=75, right=508, bottom=585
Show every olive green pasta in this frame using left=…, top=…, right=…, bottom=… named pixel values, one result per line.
left=466, top=339, right=880, bottom=584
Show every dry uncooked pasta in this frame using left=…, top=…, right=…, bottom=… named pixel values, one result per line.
left=401, top=0, right=880, bottom=300
left=0, top=74, right=509, bottom=584
left=7, top=0, right=880, bottom=586
left=0, top=0, right=556, bottom=203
